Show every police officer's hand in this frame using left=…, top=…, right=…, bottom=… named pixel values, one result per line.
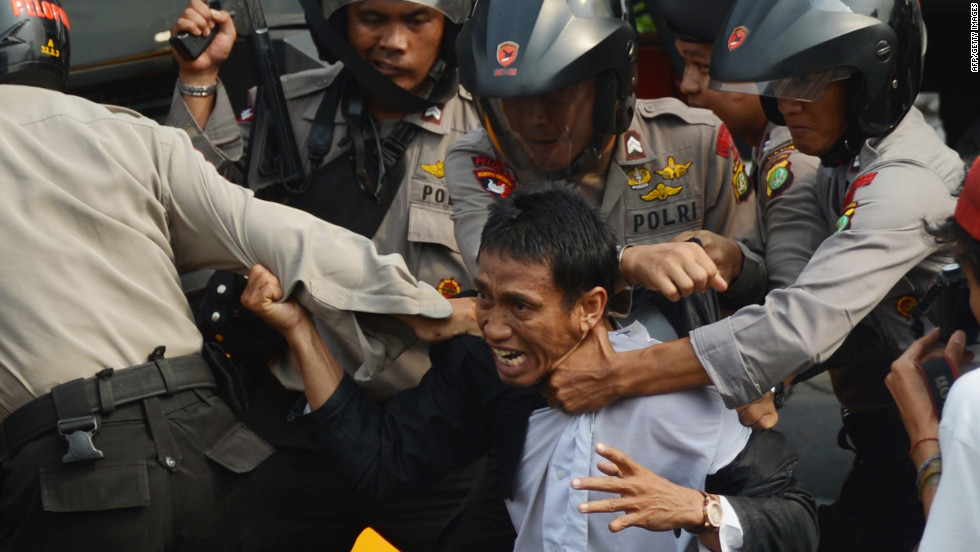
left=396, top=297, right=483, bottom=343
left=541, top=324, right=621, bottom=412
left=573, top=443, right=716, bottom=543
left=671, top=230, right=744, bottom=288
left=240, top=263, right=311, bottom=337
left=170, top=0, right=237, bottom=83
left=619, top=242, right=728, bottom=302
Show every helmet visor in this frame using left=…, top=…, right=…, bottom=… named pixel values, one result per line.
left=481, top=78, right=602, bottom=176
left=321, top=0, right=471, bottom=23
left=709, top=67, right=853, bottom=102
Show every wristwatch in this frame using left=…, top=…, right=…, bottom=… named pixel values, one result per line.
left=687, top=491, right=723, bottom=535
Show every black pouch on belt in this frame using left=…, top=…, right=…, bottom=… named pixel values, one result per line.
left=201, top=341, right=249, bottom=417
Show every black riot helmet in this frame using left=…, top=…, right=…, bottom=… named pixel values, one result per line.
left=708, top=0, right=924, bottom=140
left=0, top=0, right=70, bottom=90
left=457, top=0, right=637, bottom=182
left=656, top=0, right=736, bottom=44
left=297, top=0, right=471, bottom=112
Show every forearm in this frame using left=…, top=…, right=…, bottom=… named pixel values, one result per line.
left=910, top=440, right=942, bottom=518
left=165, top=81, right=243, bottom=170
left=615, top=338, right=713, bottom=398
left=178, top=67, right=219, bottom=129
left=281, top=312, right=344, bottom=410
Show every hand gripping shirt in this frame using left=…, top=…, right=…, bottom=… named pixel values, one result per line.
left=0, top=85, right=450, bottom=418
left=692, top=108, right=965, bottom=407
left=445, top=98, right=767, bottom=307
left=167, top=66, right=481, bottom=395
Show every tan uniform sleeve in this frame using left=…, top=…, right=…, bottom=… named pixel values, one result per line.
left=164, top=81, right=244, bottom=170
left=160, top=126, right=451, bottom=377
left=692, top=162, right=957, bottom=407
left=702, top=124, right=767, bottom=306
left=446, top=129, right=500, bottom=279
left=757, top=143, right=825, bottom=291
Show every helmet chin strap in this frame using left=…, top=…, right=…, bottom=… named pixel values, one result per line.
left=819, top=76, right=870, bottom=167
left=818, top=125, right=868, bottom=167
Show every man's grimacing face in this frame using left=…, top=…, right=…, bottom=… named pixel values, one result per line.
left=474, top=251, right=591, bottom=388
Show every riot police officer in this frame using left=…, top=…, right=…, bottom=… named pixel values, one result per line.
left=546, top=1, right=965, bottom=550
left=166, top=0, right=484, bottom=549
left=0, top=0, right=465, bottom=550
left=444, top=0, right=768, bottom=311
left=657, top=0, right=823, bottom=292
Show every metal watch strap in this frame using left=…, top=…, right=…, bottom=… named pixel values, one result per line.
left=176, top=78, right=218, bottom=97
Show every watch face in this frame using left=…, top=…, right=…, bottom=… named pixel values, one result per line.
left=707, top=501, right=724, bottom=527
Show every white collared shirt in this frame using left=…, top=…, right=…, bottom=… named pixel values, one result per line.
left=508, top=321, right=750, bottom=552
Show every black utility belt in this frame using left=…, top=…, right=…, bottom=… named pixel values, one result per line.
left=0, top=350, right=216, bottom=462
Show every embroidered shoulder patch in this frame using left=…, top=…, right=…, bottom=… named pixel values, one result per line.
left=731, top=155, right=751, bottom=203
left=471, top=156, right=515, bottom=197
left=765, top=149, right=795, bottom=198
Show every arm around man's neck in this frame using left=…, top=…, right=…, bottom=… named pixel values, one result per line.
left=541, top=327, right=713, bottom=413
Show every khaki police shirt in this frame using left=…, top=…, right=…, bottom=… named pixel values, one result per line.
left=446, top=97, right=767, bottom=307
left=692, top=108, right=964, bottom=407
left=167, top=66, right=480, bottom=397
left=0, top=84, right=450, bottom=419
left=752, top=124, right=823, bottom=290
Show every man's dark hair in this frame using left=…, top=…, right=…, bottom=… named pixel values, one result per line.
left=478, top=185, right=618, bottom=310
left=929, top=215, right=980, bottom=282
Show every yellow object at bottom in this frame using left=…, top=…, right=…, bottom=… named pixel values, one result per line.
left=351, top=528, right=400, bottom=552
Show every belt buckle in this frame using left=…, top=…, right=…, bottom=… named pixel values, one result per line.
left=57, top=415, right=105, bottom=464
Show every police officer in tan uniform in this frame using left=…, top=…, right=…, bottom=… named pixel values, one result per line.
left=658, top=0, right=823, bottom=293
left=166, top=0, right=482, bottom=550
left=545, top=1, right=965, bottom=550
left=0, top=1, right=466, bottom=549
left=445, top=0, right=767, bottom=311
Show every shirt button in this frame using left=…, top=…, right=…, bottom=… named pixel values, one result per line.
left=555, top=469, right=567, bottom=480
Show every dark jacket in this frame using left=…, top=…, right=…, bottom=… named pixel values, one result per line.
left=290, top=336, right=818, bottom=551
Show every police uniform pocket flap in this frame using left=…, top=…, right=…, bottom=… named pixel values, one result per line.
left=408, top=202, right=459, bottom=252
left=204, top=422, right=275, bottom=474
left=40, top=460, right=150, bottom=513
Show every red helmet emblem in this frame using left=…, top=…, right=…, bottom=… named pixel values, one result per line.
left=727, top=26, right=748, bottom=51
left=496, top=41, right=519, bottom=67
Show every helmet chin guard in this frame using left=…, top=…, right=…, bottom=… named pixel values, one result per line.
left=457, top=0, right=636, bottom=183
